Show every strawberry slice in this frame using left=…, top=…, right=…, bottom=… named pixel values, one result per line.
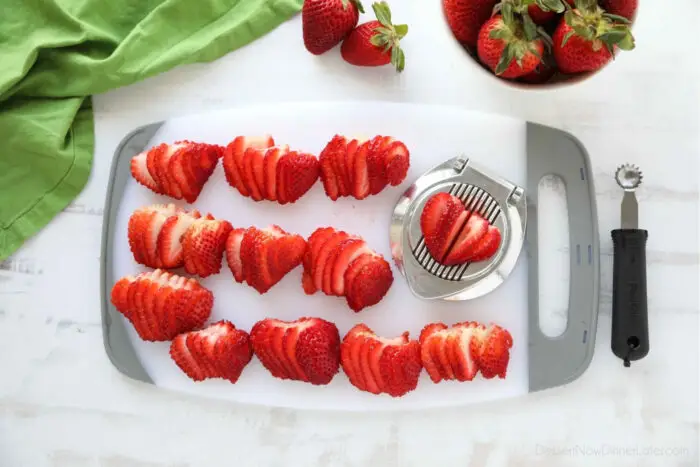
left=366, top=136, right=392, bottom=195
left=468, top=226, right=502, bottom=262
left=450, top=325, right=479, bottom=382
left=336, top=139, right=355, bottom=196
left=145, top=204, right=179, bottom=268
left=322, top=237, right=359, bottom=296
left=359, top=335, right=381, bottom=394
left=131, top=150, right=163, bottom=194
left=146, top=144, right=167, bottom=194
left=277, top=151, right=320, bottom=205
left=242, top=147, right=265, bottom=201
left=418, top=322, right=447, bottom=383
left=345, top=139, right=360, bottom=189
left=224, top=135, right=274, bottom=197
left=471, top=323, right=513, bottom=379
left=383, top=140, right=410, bottom=186
left=443, top=213, right=489, bottom=266
left=270, top=323, right=296, bottom=379
left=305, top=227, right=336, bottom=272
left=282, top=325, right=309, bottom=381
left=347, top=328, right=368, bottom=390
left=352, top=140, right=371, bottom=200
left=340, top=326, right=364, bottom=389
left=170, top=333, right=207, bottom=381
left=158, top=210, right=201, bottom=268
left=225, top=228, right=246, bottom=283
left=314, top=231, right=349, bottom=292
left=331, top=239, right=370, bottom=296
left=110, top=275, right=136, bottom=314
left=263, top=145, right=289, bottom=201
left=156, top=142, right=188, bottom=199
left=250, top=319, right=290, bottom=379
left=319, top=135, right=344, bottom=200
left=344, top=254, right=393, bottom=313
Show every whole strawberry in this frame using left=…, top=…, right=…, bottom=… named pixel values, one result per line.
left=340, top=1, right=408, bottom=72
left=442, top=0, right=499, bottom=48
left=526, top=0, right=573, bottom=24
left=303, top=0, right=365, bottom=55
left=476, top=11, right=546, bottom=79
left=553, top=0, right=635, bottom=74
left=600, top=0, right=638, bottom=20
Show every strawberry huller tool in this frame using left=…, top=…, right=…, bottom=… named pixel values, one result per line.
left=389, top=122, right=601, bottom=392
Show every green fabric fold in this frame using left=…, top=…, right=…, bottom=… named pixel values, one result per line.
left=0, top=0, right=302, bottom=260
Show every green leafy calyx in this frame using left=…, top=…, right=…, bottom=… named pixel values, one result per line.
left=369, top=1, right=408, bottom=72
left=563, top=4, right=635, bottom=54
left=490, top=14, right=547, bottom=76
left=341, top=0, right=365, bottom=13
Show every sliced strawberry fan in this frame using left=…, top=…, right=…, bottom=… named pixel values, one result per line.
left=131, top=141, right=223, bottom=203
left=250, top=317, right=341, bottom=385
left=222, top=135, right=321, bottom=204
left=110, top=269, right=213, bottom=341
left=319, top=134, right=410, bottom=200
left=340, top=324, right=422, bottom=397
left=301, top=226, right=393, bottom=312
left=225, top=225, right=307, bottom=294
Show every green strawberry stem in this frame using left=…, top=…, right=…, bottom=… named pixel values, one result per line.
left=341, top=0, right=365, bottom=14
left=562, top=2, right=635, bottom=55
left=370, top=1, right=408, bottom=72
left=490, top=12, right=545, bottom=75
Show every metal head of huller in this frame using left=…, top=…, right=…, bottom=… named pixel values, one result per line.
left=389, top=156, right=527, bottom=301
left=615, top=164, right=643, bottom=192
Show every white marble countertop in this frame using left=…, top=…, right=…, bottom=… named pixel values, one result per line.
left=1, top=1, right=698, bottom=466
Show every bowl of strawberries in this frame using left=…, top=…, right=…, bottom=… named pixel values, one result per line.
left=442, top=0, right=637, bottom=86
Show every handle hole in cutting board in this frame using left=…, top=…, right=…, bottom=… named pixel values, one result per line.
left=537, top=175, right=570, bottom=338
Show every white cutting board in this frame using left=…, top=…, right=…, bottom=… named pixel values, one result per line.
left=111, top=101, right=530, bottom=410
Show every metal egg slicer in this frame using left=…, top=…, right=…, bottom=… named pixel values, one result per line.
left=390, top=156, right=527, bottom=301
left=390, top=122, right=601, bottom=391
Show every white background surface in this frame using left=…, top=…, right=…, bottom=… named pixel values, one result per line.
left=1, top=0, right=699, bottom=466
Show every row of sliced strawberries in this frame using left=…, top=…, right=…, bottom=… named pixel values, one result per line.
left=319, top=134, right=410, bottom=200
left=131, top=141, right=222, bottom=203
left=132, top=135, right=411, bottom=205
left=301, top=227, right=394, bottom=312
left=128, top=204, right=232, bottom=278
left=110, top=276, right=514, bottom=397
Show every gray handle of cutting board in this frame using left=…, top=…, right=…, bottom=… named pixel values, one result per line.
left=526, top=122, right=600, bottom=392
left=100, top=122, right=164, bottom=385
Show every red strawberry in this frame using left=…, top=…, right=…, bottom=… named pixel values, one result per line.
left=477, top=15, right=545, bottom=79
left=158, top=209, right=202, bottom=268
left=442, top=0, right=498, bottom=48
left=518, top=52, right=557, bottom=84
left=182, top=215, right=233, bottom=278
left=366, top=135, right=392, bottom=195
left=302, top=227, right=393, bottom=312
left=419, top=321, right=513, bottom=383
left=340, top=1, right=408, bottom=72
left=419, top=192, right=501, bottom=265
left=127, top=204, right=181, bottom=268
left=600, top=0, right=637, bottom=20
left=110, top=270, right=213, bottom=341
left=130, top=150, right=163, bottom=194
left=251, top=317, right=341, bottom=385
left=340, top=324, right=422, bottom=397
left=303, top=0, right=365, bottom=55
left=223, top=135, right=275, bottom=197
left=553, top=4, right=635, bottom=74
left=170, top=320, right=252, bottom=383
left=383, top=140, right=410, bottom=186
left=319, top=135, right=346, bottom=200
left=276, top=151, right=320, bottom=204
left=352, top=140, right=371, bottom=199
left=525, top=0, right=572, bottom=25
left=262, top=145, right=288, bottom=201
left=230, top=225, right=306, bottom=294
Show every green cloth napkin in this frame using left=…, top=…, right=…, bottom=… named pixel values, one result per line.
left=0, top=0, right=302, bottom=260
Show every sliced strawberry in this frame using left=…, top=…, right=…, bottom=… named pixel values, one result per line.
left=263, top=145, right=289, bottom=201
left=367, top=336, right=387, bottom=394
left=270, top=323, right=296, bottom=379
left=250, top=319, right=290, bottom=379
left=277, top=151, right=320, bottom=204
left=127, top=209, right=150, bottom=266
left=224, top=135, right=274, bottom=197
left=110, top=275, right=136, bottom=314
left=366, top=136, right=392, bottom=195
left=225, top=228, right=246, bottom=283
left=171, top=142, right=222, bottom=203
left=294, top=318, right=340, bottom=385
left=340, top=329, right=362, bottom=389
left=251, top=148, right=266, bottom=197
left=443, top=213, right=489, bottom=266
left=418, top=322, right=447, bottom=383
left=359, top=335, right=380, bottom=394
left=239, top=227, right=267, bottom=291
left=471, top=324, right=513, bottom=379
left=242, top=147, right=265, bottom=201
left=131, top=151, right=163, bottom=194
left=158, top=210, right=200, bottom=268
left=468, top=226, right=502, bottom=262
left=156, top=142, right=188, bottom=199
left=146, top=144, right=167, bottom=194
left=301, top=272, right=317, bottom=295
left=344, top=139, right=360, bottom=189
left=379, top=338, right=421, bottom=397
left=331, top=240, right=370, bottom=296
left=305, top=227, right=336, bottom=272
left=344, top=254, right=393, bottom=313
left=336, top=139, right=355, bottom=196
left=383, top=140, right=410, bottom=186
left=139, top=204, right=179, bottom=268
left=433, top=332, right=455, bottom=380
left=282, top=325, right=308, bottom=381
left=322, top=237, right=359, bottom=296
left=451, top=326, right=479, bottom=382
left=182, top=217, right=233, bottom=278
left=313, top=231, right=349, bottom=292
left=319, top=135, right=344, bottom=200
left=170, top=333, right=207, bottom=381
left=352, top=140, right=371, bottom=200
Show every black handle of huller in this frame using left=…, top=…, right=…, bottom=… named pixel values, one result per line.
left=611, top=229, right=649, bottom=367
